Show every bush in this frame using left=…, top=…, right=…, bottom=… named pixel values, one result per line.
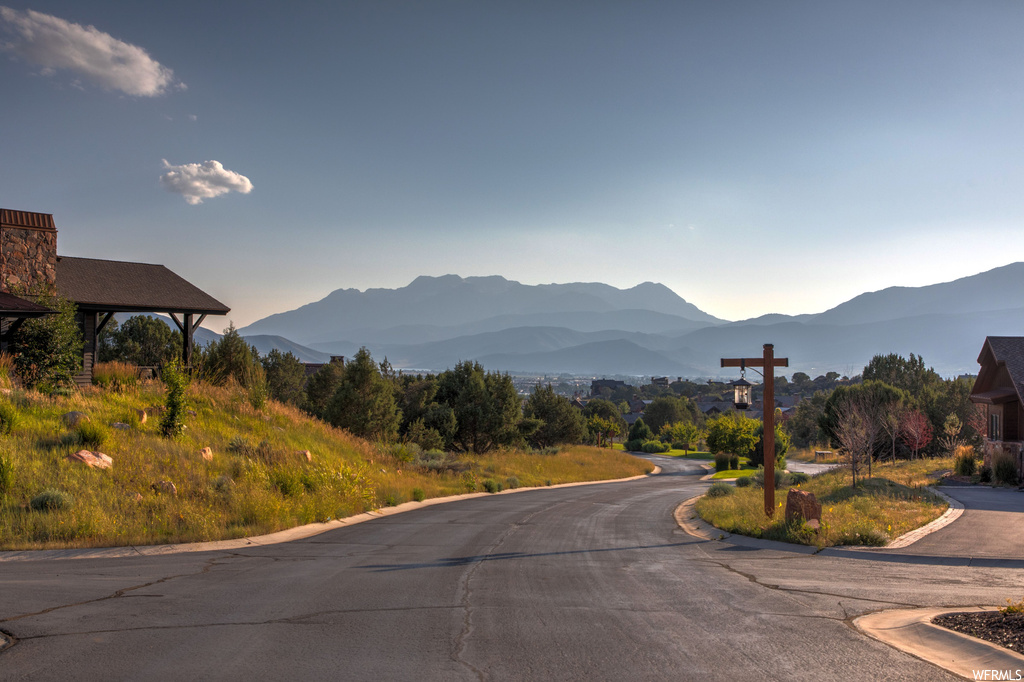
left=624, top=439, right=644, bottom=452
left=160, top=358, right=189, bottom=438
left=752, top=467, right=792, bottom=489
left=993, top=453, right=1019, bottom=486
left=10, top=291, right=82, bottom=390
left=729, top=454, right=740, bottom=470
left=979, top=465, right=992, bottom=483
left=76, top=421, right=108, bottom=448
left=790, top=472, right=810, bottom=485
left=482, top=478, right=502, bottom=493
left=30, top=488, right=73, bottom=512
left=707, top=481, right=735, bottom=498
left=0, top=402, right=19, bottom=436
left=641, top=440, right=669, bottom=453
left=411, top=487, right=425, bottom=502
left=506, top=476, right=520, bottom=489
left=950, top=448, right=974, bottom=475
left=714, top=452, right=731, bottom=472
left=735, top=476, right=753, bottom=488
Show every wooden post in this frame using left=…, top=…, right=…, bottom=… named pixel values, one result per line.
left=183, top=313, right=194, bottom=367
left=721, top=346, right=789, bottom=519
left=763, top=344, right=775, bottom=517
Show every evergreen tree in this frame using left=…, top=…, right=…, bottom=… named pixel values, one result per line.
left=324, top=347, right=401, bottom=441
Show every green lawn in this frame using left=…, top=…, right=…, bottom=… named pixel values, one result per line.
left=710, top=468, right=756, bottom=479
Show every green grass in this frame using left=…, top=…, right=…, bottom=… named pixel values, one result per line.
left=0, top=381, right=653, bottom=549
left=696, top=459, right=950, bottom=548
left=710, top=468, right=756, bottom=479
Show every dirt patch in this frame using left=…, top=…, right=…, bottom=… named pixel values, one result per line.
left=933, top=611, right=1024, bottom=654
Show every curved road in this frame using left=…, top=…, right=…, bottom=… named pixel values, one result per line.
left=0, top=456, right=1017, bottom=680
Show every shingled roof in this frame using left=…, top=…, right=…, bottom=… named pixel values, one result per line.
left=55, top=256, right=229, bottom=314
left=971, top=337, right=1024, bottom=405
left=0, top=291, right=52, bottom=316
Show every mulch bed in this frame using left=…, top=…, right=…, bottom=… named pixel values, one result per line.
left=933, top=611, right=1024, bottom=654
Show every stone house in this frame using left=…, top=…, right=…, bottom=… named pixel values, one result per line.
left=0, top=208, right=229, bottom=385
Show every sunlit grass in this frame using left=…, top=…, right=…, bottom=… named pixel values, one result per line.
left=0, top=381, right=652, bottom=549
left=696, top=460, right=950, bottom=548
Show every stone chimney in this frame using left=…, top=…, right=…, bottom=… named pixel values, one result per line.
left=0, top=209, right=57, bottom=294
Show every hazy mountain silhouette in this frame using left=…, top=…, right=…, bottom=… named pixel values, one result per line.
left=237, top=265, right=1024, bottom=377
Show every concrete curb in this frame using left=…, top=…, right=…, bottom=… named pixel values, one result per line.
left=881, top=486, right=963, bottom=550
left=0, top=467, right=661, bottom=562
left=673, top=493, right=723, bottom=541
left=856, top=607, right=1024, bottom=679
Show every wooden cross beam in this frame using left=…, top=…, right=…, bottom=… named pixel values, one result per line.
left=169, top=312, right=208, bottom=367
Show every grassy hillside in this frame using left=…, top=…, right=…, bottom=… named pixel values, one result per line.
left=0, top=379, right=652, bottom=550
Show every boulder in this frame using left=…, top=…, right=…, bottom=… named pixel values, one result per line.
left=136, top=409, right=148, bottom=425
left=152, top=480, right=177, bottom=496
left=112, top=422, right=131, bottom=430
left=785, top=488, right=822, bottom=525
left=200, top=447, right=213, bottom=462
left=67, top=450, right=113, bottom=469
left=297, top=450, right=312, bottom=462
left=62, top=411, right=90, bottom=427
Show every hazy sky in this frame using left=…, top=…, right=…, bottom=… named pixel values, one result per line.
left=2, top=1, right=1023, bottom=329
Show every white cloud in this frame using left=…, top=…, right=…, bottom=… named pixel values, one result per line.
left=0, top=7, right=181, bottom=96
left=159, top=159, right=253, bottom=205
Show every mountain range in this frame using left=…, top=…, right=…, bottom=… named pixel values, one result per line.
left=229, top=264, right=1024, bottom=378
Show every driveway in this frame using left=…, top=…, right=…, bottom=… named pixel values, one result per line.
left=888, top=486, right=1024, bottom=559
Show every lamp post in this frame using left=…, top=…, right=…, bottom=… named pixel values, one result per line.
left=721, top=344, right=789, bottom=517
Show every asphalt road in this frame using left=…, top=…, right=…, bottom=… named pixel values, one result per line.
left=1, top=455, right=1020, bottom=681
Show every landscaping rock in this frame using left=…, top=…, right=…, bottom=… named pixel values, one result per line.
left=111, top=422, right=130, bottom=430
left=152, top=480, right=177, bottom=496
left=785, top=488, right=822, bottom=524
left=136, top=409, right=148, bottom=425
left=297, top=449, right=312, bottom=462
left=67, top=450, right=113, bottom=469
left=200, top=447, right=213, bottom=462
left=62, top=411, right=90, bottom=427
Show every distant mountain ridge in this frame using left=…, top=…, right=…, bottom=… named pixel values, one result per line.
left=235, top=265, right=1024, bottom=377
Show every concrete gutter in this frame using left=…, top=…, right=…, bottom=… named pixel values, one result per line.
left=856, top=607, right=1024, bottom=679
left=0, top=467, right=660, bottom=562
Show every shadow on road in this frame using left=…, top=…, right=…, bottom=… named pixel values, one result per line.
left=360, top=541, right=699, bottom=572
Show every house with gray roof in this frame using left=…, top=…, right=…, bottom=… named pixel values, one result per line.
left=1, top=209, right=229, bottom=385
left=970, top=336, right=1024, bottom=481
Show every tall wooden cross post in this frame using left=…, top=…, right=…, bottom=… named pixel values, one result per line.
left=721, top=344, right=789, bottom=517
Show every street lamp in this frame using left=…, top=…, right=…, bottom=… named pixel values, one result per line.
left=721, top=344, right=789, bottom=517
left=730, top=374, right=753, bottom=410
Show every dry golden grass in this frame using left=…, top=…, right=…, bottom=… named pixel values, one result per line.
left=0, top=380, right=652, bottom=549
left=695, top=459, right=951, bottom=548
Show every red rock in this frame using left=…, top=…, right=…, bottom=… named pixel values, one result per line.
left=67, top=450, right=112, bottom=469
left=785, top=488, right=822, bottom=524
left=200, top=447, right=213, bottom=462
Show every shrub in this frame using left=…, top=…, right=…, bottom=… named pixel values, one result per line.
left=76, top=421, right=108, bottom=448
left=993, top=453, right=1019, bottom=486
left=707, top=481, right=735, bottom=498
left=0, top=455, right=13, bottom=494
left=671, top=441, right=688, bottom=450
left=10, top=291, right=82, bottom=390
left=714, top=453, right=731, bottom=472
left=729, top=454, right=739, bottom=470
left=212, top=475, right=235, bottom=495
left=623, top=439, right=644, bottom=452
left=641, top=440, right=669, bottom=454
left=954, top=447, right=977, bottom=477
left=735, top=476, right=753, bottom=488
left=1001, top=597, right=1024, bottom=615
left=411, top=487, right=425, bottom=502
left=506, top=476, right=520, bottom=489
left=160, top=358, right=189, bottom=438
left=790, top=472, right=810, bottom=485
left=30, top=488, right=73, bottom=512
left=482, top=478, right=502, bottom=493
left=0, top=402, right=19, bottom=435
left=979, top=465, right=992, bottom=483
left=752, top=467, right=792, bottom=489
left=93, top=361, right=140, bottom=392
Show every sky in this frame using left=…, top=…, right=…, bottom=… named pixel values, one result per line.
left=2, top=1, right=1023, bottom=330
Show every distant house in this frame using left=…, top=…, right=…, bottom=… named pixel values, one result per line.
left=969, top=336, right=1024, bottom=481
left=591, top=378, right=626, bottom=395
left=651, top=376, right=670, bottom=388
left=1, top=209, right=229, bottom=385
